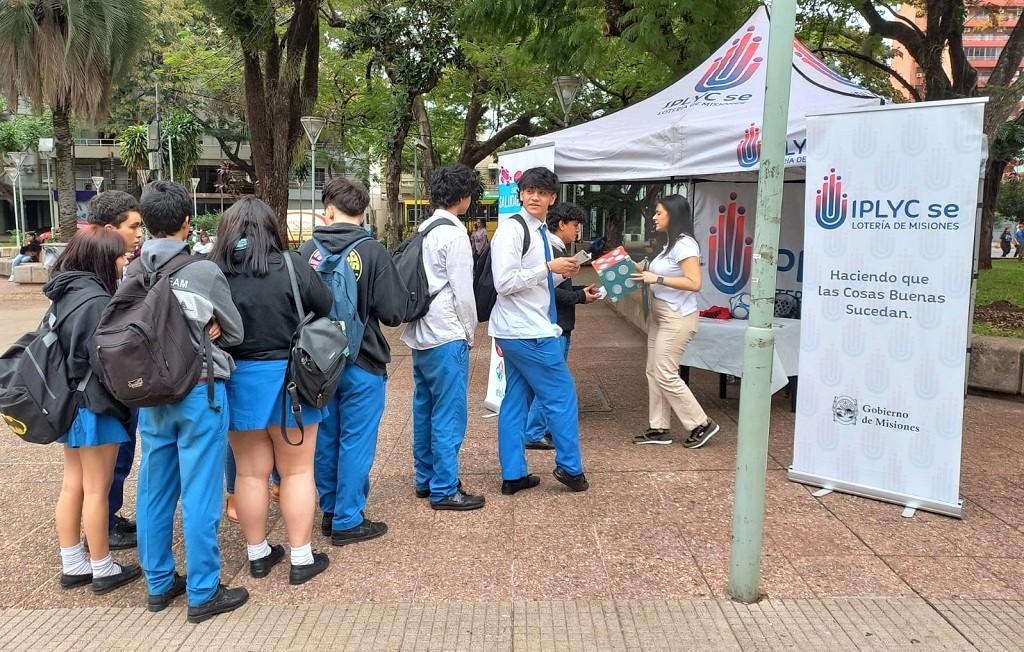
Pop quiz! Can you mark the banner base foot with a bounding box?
[901,506,917,518]
[788,468,964,519]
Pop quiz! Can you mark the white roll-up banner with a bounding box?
[486,144,557,412]
[790,99,987,518]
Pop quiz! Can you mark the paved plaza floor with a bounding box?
[2,278,1024,649]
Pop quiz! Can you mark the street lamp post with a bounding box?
[552,76,581,125]
[7,151,28,243]
[39,138,55,232]
[300,116,326,244]
[4,166,21,248]
[190,177,200,219]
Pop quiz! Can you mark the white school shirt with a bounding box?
[488,210,562,339]
[648,235,700,315]
[400,209,478,350]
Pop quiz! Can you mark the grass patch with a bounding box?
[976,259,1024,307]
[974,259,1024,338]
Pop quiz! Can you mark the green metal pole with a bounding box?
[728,0,798,604]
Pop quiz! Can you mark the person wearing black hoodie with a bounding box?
[45,227,142,595]
[298,178,409,546]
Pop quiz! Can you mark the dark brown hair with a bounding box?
[321,177,369,216]
[53,226,127,294]
[210,196,284,277]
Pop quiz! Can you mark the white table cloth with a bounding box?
[680,317,801,394]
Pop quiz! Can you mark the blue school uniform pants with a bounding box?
[524,335,571,443]
[107,409,138,530]
[315,364,387,531]
[496,337,584,480]
[136,383,229,607]
[411,340,469,502]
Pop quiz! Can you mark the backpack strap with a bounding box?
[420,216,460,237]
[511,214,531,257]
[279,253,308,446]
[282,253,306,321]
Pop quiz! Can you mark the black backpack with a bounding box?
[473,214,530,322]
[393,217,462,322]
[279,254,349,446]
[0,289,107,444]
[93,253,218,410]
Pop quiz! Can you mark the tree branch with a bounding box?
[815,46,922,101]
[460,114,537,167]
[856,1,925,57]
[588,76,634,107]
[989,18,1024,87]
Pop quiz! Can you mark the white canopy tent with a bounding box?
[531,6,883,182]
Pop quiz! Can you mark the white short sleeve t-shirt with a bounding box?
[648,235,700,315]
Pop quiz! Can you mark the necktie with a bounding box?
[539,224,558,325]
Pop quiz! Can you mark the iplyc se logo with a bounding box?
[708,192,753,294]
[695,26,763,92]
[815,168,848,230]
[736,123,761,168]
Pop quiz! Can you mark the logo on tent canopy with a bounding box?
[708,192,754,294]
[793,41,865,91]
[695,26,763,92]
[737,123,762,168]
[816,169,848,229]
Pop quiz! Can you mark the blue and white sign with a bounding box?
[790,98,987,518]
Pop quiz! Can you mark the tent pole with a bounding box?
[728,0,797,604]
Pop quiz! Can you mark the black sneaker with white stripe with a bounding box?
[633,429,672,445]
[683,419,720,449]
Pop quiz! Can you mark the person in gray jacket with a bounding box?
[131,181,248,624]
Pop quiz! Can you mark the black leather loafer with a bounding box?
[249,544,285,578]
[320,512,334,536]
[187,585,249,624]
[92,563,142,595]
[430,490,486,511]
[416,479,463,499]
[525,434,555,450]
[331,519,387,546]
[289,552,330,585]
[148,573,187,612]
[501,474,540,495]
[59,572,92,589]
[553,467,589,492]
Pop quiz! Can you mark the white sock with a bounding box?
[247,539,272,561]
[90,554,122,578]
[60,543,92,576]
[290,543,314,567]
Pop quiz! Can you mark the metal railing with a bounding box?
[73,138,118,147]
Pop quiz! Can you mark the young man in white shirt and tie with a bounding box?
[490,167,589,494]
[401,164,485,510]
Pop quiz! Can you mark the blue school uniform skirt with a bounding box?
[59,408,130,448]
[227,359,325,431]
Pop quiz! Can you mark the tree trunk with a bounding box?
[412,96,436,185]
[979,159,1007,271]
[384,112,415,252]
[52,106,77,243]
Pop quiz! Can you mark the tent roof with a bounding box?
[531,6,883,183]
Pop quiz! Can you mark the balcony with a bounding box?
[73,138,118,160]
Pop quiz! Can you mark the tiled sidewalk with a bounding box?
[1,597,1014,650]
[2,282,1024,648]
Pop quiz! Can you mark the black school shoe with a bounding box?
[187,585,250,624]
[289,552,330,585]
[249,544,285,579]
[501,474,540,495]
[331,519,388,546]
[59,572,92,589]
[148,573,187,612]
[430,490,485,511]
[92,563,143,595]
[525,434,555,450]
[553,467,589,492]
[320,512,334,537]
[108,515,137,550]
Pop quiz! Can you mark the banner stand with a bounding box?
[787,469,964,518]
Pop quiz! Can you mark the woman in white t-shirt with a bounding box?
[194,231,214,256]
[630,195,720,449]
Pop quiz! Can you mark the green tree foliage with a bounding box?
[117,124,150,192]
[163,110,203,185]
[0,114,51,155]
[0,0,151,240]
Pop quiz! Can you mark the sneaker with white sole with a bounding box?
[683,420,720,449]
[633,429,672,445]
